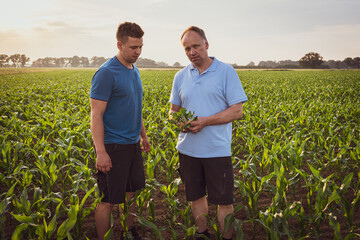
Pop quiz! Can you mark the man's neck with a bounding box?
[195,57,213,75]
[116,53,133,69]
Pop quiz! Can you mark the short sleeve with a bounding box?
[169,73,182,106]
[225,67,248,106]
[90,68,113,101]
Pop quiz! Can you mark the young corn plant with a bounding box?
[169,108,198,132]
[308,164,335,238]
[235,158,274,236]
[159,178,182,235]
[324,172,360,237]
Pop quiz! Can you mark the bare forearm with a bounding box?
[90,114,106,153]
[191,103,243,133]
[140,119,147,139]
[204,104,243,126]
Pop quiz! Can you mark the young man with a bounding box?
[169,26,248,240]
[90,22,150,240]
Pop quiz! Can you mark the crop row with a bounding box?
[0,69,359,239]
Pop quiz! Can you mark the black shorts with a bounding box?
[96,142,145,204]
[178,152,234,205]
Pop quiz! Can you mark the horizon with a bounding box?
[1,0,360,66]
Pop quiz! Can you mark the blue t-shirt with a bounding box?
[90,56,143,144]
[169,57,248,158]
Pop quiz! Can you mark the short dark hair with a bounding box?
[116,22,144,43]
[181,26,207,42]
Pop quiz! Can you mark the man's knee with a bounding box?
[218,204,234,211]
[97,202,114,210]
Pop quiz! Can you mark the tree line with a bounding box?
[236,52,360,69]
[0,54,30,68]
[1,52,360,69]
[0,54,183,68]
[31,56,109,68]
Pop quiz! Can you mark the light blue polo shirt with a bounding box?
[169,57,248,158]
[90,56,143,144]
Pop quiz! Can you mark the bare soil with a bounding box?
[80,170,360,240]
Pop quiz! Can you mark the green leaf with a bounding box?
[11,223,28,240]
[103,227,113,240]
[0,196,11,215]
[137,215,163,240]
[57,205,78,239]
[11,213,43,226]
[5,181,18,198]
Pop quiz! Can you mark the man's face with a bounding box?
[118,36,143,64]
[181,31,208,67]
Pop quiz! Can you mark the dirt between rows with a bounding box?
[81,172,360,240]
[3,170,359,239]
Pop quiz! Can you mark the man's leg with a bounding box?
[95,202,114,240]
[218,204,234,239]
[191,196,209,233]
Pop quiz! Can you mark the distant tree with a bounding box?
[324,60,337,69]
[135,58,157,68]
[0,54,9,67]
[54,58,66,67]
[9,54,22,67]
[299,52,324,69]
[246,61,255,67]
[258,60,278,68]
[354,57,360,69]
[20,54,30,67]
[31,58,43,67]
[336,60,347,69]
[91,56,107,67]
[69,56,80,67]
[80,57,90,67]
[156,61,169,67]
[43,57,55,67]
[172,62,182,68]
[343,57,355,69]
[278,60,299,66]
[90,56,99,67]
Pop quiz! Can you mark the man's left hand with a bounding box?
[189,117,207,133]
[141,137,151,152]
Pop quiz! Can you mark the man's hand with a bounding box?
[189,117,207,133]
[180,122,191,133]
[96,151,112,173]
[141,137,151,153]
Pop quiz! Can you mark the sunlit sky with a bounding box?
[1,0,359,66]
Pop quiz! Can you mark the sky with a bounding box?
[1,0,360,66]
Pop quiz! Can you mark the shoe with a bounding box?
[196,229,212,240]
[130,227,141,240]
[120,227,144,240]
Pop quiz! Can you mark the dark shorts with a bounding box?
[178,152,234,205]
[96,142,145,204]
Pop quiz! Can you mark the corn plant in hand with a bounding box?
[169,108,198,132]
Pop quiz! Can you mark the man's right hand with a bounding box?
[96,151,112,173]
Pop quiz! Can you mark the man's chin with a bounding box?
[190,58,200,64]
[132,57,140,63]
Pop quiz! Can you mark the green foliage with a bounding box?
[169,108,198,131]
[0,69,360,239]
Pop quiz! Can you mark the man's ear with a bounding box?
[117,41,122,50]
[205,40,209,50]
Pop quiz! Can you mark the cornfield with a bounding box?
[0,68,359,239]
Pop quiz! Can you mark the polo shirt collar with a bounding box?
[190,57,218,74]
